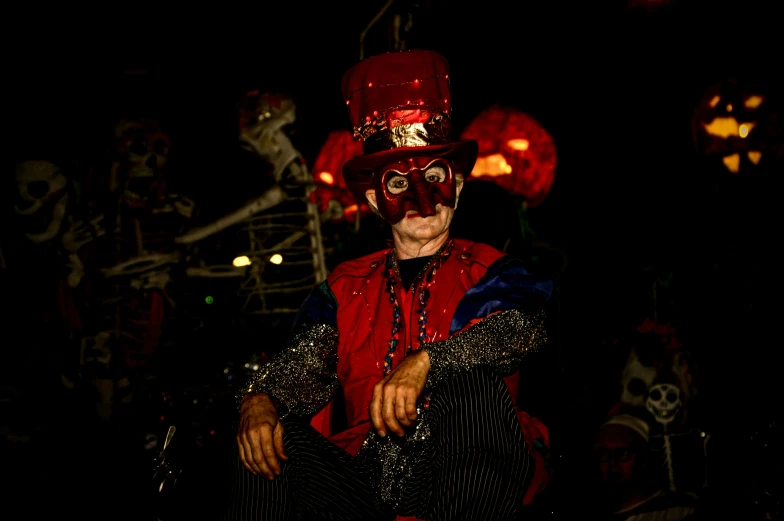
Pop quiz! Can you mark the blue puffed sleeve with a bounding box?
[291,279,339,330]
[450,256,553,334]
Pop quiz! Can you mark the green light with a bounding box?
[205,296,214,304]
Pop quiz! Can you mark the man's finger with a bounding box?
[249,429,269,476]
[382,387,404,436]
[237,436,255,474]
[253,426,276,480]
[273,422,288,461]
[395,388,411,427]
[261,425,281,476]
[370,383,386,436]
[257,457,275,481]
[241,434,263,475]
[405,389,418,421]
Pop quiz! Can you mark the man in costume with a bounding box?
[221,49,554,521]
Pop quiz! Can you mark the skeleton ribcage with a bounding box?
[184,192,328,315]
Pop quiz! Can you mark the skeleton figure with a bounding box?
[111,117,171,208]
[179,92,328,315]
[618,322,695,427]
[238,92,310,187]
[13,160,104,288]
[645,382,682,425]
[14,160,69,244]
[615,323,704,494]
[67,115,194,424]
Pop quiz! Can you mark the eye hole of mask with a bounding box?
[387,175,409,194]
[386,164,447,195]
[424,165,446,183]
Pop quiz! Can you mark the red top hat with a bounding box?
[341,49,478,203]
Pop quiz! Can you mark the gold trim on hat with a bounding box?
[361,119,452,155]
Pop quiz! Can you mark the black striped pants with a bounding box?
[220,368,531,520]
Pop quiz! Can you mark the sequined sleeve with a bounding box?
[237,322,339,417]
[423,308,546,389]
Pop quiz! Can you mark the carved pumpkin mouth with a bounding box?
[472,154,512,177]
[701,117,763,172]
[719,151,763,173]
[702,117,755,139]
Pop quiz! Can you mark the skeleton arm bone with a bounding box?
[174,185,286,245]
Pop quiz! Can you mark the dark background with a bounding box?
[5,0,782,519]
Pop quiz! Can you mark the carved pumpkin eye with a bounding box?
[744,95,764,109]
[459,107,557,207]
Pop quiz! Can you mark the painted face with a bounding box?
[373,157,456,224]
[596,443,638,484]
[594,425,646,485]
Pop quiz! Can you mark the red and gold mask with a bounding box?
[373,158,457,224]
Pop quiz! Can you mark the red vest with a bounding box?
[311,239,506,450]
[308,238,550,503]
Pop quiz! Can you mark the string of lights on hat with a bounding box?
[344,74,449,101]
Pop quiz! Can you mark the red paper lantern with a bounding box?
[309,130,371,222]
[311,129,364,189]
[460,106,557,206]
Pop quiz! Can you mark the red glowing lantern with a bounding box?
[460,106,557,206]
[309,130,371,222]
[311,129,364,188]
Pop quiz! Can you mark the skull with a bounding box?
[238,92,295,151]
[645,382,682,425]
[13,160,69,243]
[238,92,309,186]
[619,349,657,406]
[81,331,113,370]
[113,117,170,205]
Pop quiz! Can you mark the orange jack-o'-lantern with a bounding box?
[459,106,557,206]
[309,130,371,223]
[692,79,782,174]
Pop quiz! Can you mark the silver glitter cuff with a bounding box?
[423,309,547,389]
[236,322,339,417]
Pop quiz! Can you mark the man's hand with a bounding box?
[237,393,288,479]
[370,349,430,437]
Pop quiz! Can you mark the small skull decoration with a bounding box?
[112,117,171,207]
[13,160,69,244]
[618,320,696,426]
[645,382,682,425]
[238,91,309,186]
